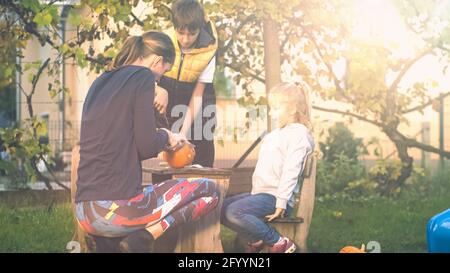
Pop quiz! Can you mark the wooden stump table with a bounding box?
[143,166,231,253]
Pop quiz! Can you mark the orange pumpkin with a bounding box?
[339,245,366,253]
[162,142,196,169]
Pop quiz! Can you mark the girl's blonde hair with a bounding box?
[269,82,313,131]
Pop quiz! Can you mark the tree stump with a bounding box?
[70,145,125,253]
[70,145,90,252]
[145,167,231,253]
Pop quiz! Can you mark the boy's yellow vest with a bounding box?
[163,19,218,83]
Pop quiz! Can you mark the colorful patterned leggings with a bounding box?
[75,178,219,237]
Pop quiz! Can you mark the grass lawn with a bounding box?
[1,176,449,253]
[307,195,448,253]
[220,192,450,253]
[0,203,73,253]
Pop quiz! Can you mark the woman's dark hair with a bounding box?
[171,0,205,32]
[110,31,175,70]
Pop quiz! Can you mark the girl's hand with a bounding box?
[154,85,169,114]
[265,208,285,222]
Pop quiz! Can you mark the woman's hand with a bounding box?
[154,85,169,114]
[168,133,188,151]
[161,128,188,151]
[265,208,285,222]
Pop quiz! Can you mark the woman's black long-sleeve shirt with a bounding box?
[75,65,168,202]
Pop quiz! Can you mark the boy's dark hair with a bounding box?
[171,0,205,32]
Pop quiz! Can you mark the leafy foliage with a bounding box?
[316,122,426,198]
[319,122,367,163]
[0,117,52,189]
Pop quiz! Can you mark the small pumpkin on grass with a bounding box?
[339,244,366,253]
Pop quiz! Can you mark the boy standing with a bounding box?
[156,0,218,167]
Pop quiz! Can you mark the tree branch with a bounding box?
[8,1,109,69]
[388,48,433,94]
[384,48,433,119]
[299,25,357,106]
[222,15,256,54]
[224,62,265,83]
[402,90,450,114]
[30,58,51,97]
[130,11,144,26]
[306,30,343,90]
[437,44,450,54]
[39,154,70,191]
[30,160,53,190]
[404,137,450,159]
[17,82,28,98]
[86,55,108,66]
[23,58,51,119]
[312,105,383,127]
[279,25,300,64]
[6,2,57,47]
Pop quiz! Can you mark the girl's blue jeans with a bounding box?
[221,192,293,245]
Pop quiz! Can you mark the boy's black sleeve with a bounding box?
[133,70,169,160]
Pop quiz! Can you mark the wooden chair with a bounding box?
[269,151,317,253]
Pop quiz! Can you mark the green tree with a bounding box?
[2,0,450,191]
[0,0,173,189]
[210,0,450,190]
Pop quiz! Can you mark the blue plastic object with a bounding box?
[427,208,450,253]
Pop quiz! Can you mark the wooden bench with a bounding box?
[71,145,317,253]
[228,151,318,253]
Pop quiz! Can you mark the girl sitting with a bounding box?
[221,83,314,253]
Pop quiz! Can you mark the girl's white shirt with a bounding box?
[251,123,314,209]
